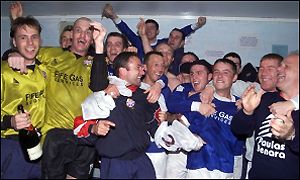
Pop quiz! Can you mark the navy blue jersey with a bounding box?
[231,92,299,179]
[93,88,160,159]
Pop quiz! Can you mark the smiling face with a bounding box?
[145,22,159,42]
[155,43,174,71]
[190,64,212,92]
[276,54,299,96]
[106,36,125,64]
[123,56,145,86]
[144,54,165,84]
[212,62,237,93]
[69,18,93,56]
[13,25,41,63]
[258,58,281,92]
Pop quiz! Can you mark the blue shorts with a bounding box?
[100,153,156,179]
[1,138,41,179]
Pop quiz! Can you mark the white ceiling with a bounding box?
[1,1,299,19]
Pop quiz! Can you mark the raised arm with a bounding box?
[137,18,153,54]
[89,21,109,92]
[180,16,206,37]
[10,1,23,21]
[230,86,263,136]
[241,85,265,115]
[101,3,144,59]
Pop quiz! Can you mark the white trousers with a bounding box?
[186,168,234,179]
[165,151,188,179]
[233,155,243,179]
[146,152,168,179]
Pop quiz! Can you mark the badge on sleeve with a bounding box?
[84,56,94,66]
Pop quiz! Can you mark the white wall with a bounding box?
[1,15,299,67]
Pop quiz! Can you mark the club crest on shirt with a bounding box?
[83,56,94,66]
[126,98,135,108]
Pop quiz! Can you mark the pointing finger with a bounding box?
[103,120,115,127]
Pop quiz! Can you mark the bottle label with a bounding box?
[27,142,43,160]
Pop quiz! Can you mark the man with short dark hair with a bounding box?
[103,32,129,76]
[185,59,244,178]
[79,52,162,179]
[242,53,284,178]
[166,59,214,178]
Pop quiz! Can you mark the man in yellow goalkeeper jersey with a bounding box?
[1,15,46,179]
